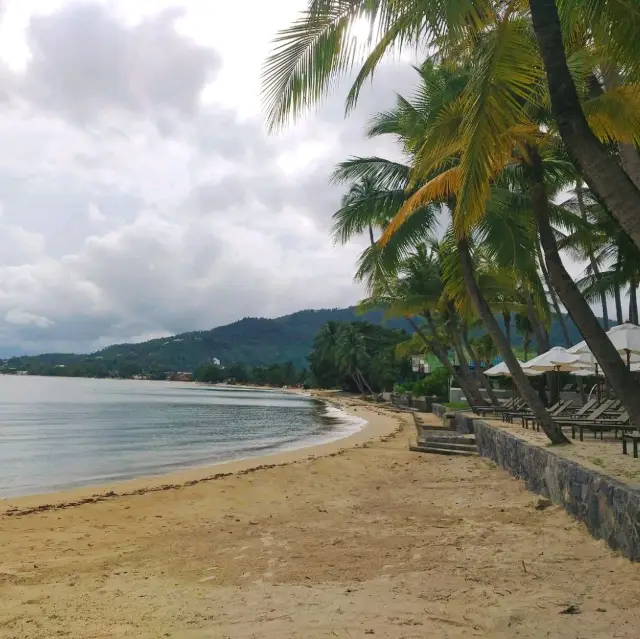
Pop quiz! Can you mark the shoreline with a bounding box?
[1,401,638,638]
[1,394,402,516]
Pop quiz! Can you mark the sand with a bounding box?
[0,398,638,638]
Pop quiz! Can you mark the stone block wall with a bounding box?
[431,405,475,434]
[473,419,640,562]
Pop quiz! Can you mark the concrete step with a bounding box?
[417,440,477,453]
[420,435,476,446]
[410,445,478,457]
[416,424,457,432]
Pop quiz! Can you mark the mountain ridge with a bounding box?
[3,307,590,376]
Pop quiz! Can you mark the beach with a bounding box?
[0,397,638,638]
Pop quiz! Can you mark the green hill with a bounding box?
[2,307,590,377]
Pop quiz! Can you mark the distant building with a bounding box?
[212,357,221,367]
[166,372,193,382]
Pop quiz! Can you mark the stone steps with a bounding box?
[419,436,476,446]
[410,433,478,457]
[409,444,478,456]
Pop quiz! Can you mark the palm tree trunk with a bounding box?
[524,289,549,354]
[406,316,483,407]
[421,311,487,407]
[576,185,609,329]
[350,373,364,395]
[449,323,487,403]
[523,334,530,362]
[615,283,624,325]
[524,289,556,407]
[457,236,568,443]
[528,0,640,251]
[444,304,487,403]
[529,147,640,429]
[602,65,640,190]
[356,368,374,395]
[368,224,375,245]
[461,326,500,406]
[629,280,639,325]
[536,241,571,346]
[502,311,512,345]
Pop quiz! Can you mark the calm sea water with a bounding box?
[0,376,365,499]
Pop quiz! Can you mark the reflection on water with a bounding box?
[0,377,365,498]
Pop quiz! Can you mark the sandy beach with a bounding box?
[0,397,638,638]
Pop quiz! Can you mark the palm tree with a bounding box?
[262,7,640,440]
[356,245,490,407]
[560,188,640,326]
[332,62,567,439]
[527,0,640,249]
[263,0,640,250]
[335,323,373,394]
[514,313,534,361]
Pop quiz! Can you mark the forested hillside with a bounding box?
[2,307,589,377]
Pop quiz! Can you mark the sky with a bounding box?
[0,0,426,356]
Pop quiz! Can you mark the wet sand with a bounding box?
[0,399,638,638]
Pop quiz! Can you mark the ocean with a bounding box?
[0,376,365,499]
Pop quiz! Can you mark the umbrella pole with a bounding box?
[596,364,601,404]
[627,349,631,371]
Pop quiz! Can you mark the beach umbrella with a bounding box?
[570,367,604,377]
[524,346,585,372]
[605,323,640,369]
[570,326,640,370]
[484,360,542,400]
[524,346,589,401]
[484,361,542,377]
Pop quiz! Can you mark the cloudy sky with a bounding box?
[0,0,427,356]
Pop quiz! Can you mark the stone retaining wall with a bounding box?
[473,419,640,562]
[431,403,447,418]
[431,404,475,434]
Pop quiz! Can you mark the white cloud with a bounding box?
[5,308,53,328]
[0,0,416,355]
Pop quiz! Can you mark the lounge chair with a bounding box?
[622,432,640,458]
[554,399,617,427]
[521,400,574,429]
[570,412,631,441]
[475,398,524,417]
[502,400,566,425]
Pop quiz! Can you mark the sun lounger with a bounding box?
[554,399,616,426]
[570,412,631,441]
[622,432,640,458]
[521,400,574,429]
[475,398,524,417]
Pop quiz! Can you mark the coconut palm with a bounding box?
[560,189,640,325]
[262,0,640,250]
[514,313,534,361]
[335,322,374,393]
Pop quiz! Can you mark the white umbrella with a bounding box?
[606,323,640,367]
[484,360,542,377]
[570,367,604,377]
[524,346,590,402]
[525,346,586,372]
[568,326,640,377]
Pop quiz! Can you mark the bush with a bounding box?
[394,367,450,399]
[444,401,469,410]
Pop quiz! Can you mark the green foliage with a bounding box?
[194,361,304,388]
[308,320,409,392]
[1,306,594,380]
[395,366,450,398]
